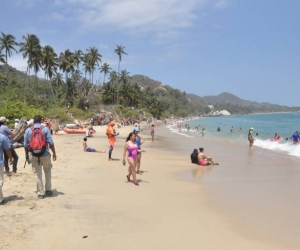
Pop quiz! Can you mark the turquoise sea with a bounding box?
[169,112,300,158]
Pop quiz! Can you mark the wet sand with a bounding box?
[0,123,297,249]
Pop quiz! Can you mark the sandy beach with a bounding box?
[0,123,296,250]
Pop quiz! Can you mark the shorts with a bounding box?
[87,148,96,152]
[199,160,207,166]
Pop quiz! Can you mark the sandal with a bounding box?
[134,181,139,186]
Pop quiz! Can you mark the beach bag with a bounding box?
[29,126,47,156]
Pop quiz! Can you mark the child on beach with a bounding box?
[151,124,155,142]
[83,138,105,153]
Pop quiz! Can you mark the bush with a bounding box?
[114,105,139,118]
[45,107,71,122]
[69,107,93,120]
[0,100,42,127]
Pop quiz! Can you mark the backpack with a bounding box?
[29,126,47,157]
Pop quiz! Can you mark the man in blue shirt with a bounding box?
[290,131,300,144]
[24,115,57,199]
[0,116,19,173]
[0,134,13,205]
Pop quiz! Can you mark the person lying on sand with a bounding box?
[83,138,105,153]
[198,148,219,166]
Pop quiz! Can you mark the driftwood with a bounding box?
[11,121,29,143]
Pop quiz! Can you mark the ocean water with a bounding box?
[169,112,300,158]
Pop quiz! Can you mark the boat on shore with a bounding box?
[63,127,91,134]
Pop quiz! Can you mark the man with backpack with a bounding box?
[0,134,13,205]
[24,115,57,199]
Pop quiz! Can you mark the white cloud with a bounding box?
[63,0,205,36]
[214,0,229,9]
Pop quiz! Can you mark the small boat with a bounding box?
[63,127,91,134]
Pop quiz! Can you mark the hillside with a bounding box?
[202,92,284,108]
[1,65,300,116]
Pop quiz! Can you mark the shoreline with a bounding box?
[0,124,297,249]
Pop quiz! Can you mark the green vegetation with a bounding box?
[1,31,299,121]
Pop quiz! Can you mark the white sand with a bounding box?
[0,125,285,250]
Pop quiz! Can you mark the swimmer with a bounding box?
[290,131,300,144]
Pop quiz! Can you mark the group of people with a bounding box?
[0,115,57,205]
[190,148,219,166]
[83,119,150,186]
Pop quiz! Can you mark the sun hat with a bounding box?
[133,127,139,131]
[250,127,254,130]
[0,116,9,122]
[15,119,19,122]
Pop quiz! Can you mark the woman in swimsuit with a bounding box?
[248,127,254,148]
[123,132,145,186]
[133,127,145,174]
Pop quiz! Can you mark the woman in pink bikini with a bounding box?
[123,132,145,186]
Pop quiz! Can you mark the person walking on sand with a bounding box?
[0,134,13,205]
[0,116,19,174]
[106,120,119,161]
[123,132,145,186]
[198,148,218,166]
[151,124,155,142]
[82,137,106,153]
[248,127,254,148]
[24,115,57,199]
[133,127,145,174]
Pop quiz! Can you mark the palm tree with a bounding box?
[73,50,83,69]
[86,47,102,84]
[82,53,91,79]
[58,49,75,82]
[0,53,5,64]
[119,70,130,84]
[51,72,64,88]
[100,63,111,85]
[19,34,41,86]
[42,45,58,102]
[109,70,118,104]
[0,32,18,65]
[114,44,128,76]
[101,82,115,105]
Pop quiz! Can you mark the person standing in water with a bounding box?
[290,131,300,144]
[248,127,254,148]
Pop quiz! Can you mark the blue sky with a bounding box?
[1,0,299,106]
